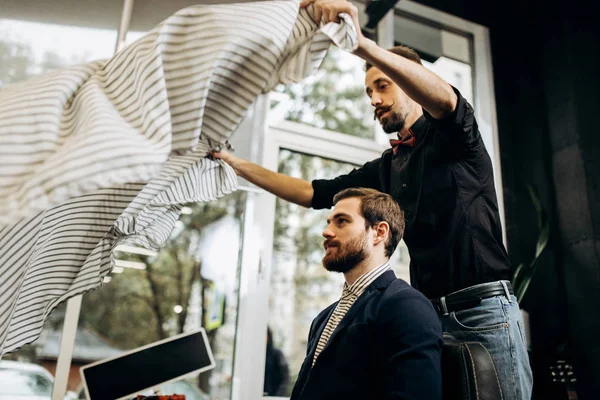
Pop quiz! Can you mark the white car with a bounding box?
[0,360,77,400]
[0,360,54,400]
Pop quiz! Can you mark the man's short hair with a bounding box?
[365,45,422,71]
[333,188,405,258]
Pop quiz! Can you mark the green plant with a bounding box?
[512,185,550,302]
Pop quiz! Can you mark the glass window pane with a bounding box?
[266,0,374,139]
[265,149,409,396]
[78,192,246,399]
[394,13,471,65]
[393,13,473,104]
[394,14,443,62]
[267,1,374,138]
[441,30,470,64]
[269,46,376,139]
[423,57,473,105]
[0,20,116,88]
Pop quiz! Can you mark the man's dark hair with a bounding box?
[333,188,405,258]
[365,45,422,71]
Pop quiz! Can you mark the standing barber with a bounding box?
[213,0,532,397]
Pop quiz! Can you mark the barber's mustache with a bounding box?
[374,104,393,121]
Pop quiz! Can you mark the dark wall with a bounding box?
[540,8,600,397]
[413,0,600,398]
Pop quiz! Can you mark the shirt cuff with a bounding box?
[311,179,334,210]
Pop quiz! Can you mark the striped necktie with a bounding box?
[313,286,355,365]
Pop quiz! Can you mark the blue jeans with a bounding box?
[439,281,533,400]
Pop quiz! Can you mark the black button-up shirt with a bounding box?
[311,87,510,298]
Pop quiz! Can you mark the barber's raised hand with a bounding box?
[299,0,366,48]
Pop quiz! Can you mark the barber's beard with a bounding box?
[322,232,368,274]
[380,109,408,134]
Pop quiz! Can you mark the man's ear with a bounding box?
[373,221,390,245]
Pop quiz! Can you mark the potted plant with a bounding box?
[511,185,550,303]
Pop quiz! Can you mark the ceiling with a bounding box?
[0,0,270,31]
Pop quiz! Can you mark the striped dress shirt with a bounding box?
[0,1,358,356]
[313,262,391,366]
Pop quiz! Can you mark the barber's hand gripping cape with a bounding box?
[0,0,358,355]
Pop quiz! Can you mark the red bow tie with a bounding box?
[389,131,416,154]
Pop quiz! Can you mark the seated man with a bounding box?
[290,188,443,400]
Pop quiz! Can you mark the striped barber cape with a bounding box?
[0,0,358,355]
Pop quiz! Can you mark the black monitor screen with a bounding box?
[81,329,214,400]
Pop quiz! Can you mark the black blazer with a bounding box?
[290,270,443,400]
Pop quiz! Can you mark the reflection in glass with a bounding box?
[263,327,290,396]
[79,192,246,399]
[267,150,409,396]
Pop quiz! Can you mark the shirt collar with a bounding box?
[408,114,428,140]
[389,115,428,153]
[343,262,391,297]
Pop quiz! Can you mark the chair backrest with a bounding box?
[442,339,504,400]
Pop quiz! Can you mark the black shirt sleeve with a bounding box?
[311,156,384,210]
[423,86,481,151]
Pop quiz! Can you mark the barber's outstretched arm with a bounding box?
[300,0,457,119]
[212,149,383,210]
[211,150,314,208]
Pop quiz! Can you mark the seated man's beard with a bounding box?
[381,110,407,134]
[322,233,368,273]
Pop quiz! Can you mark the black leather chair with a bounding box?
[442,336,504,400]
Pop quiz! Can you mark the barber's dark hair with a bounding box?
[333,188,405,258]
[365,45,422,71]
